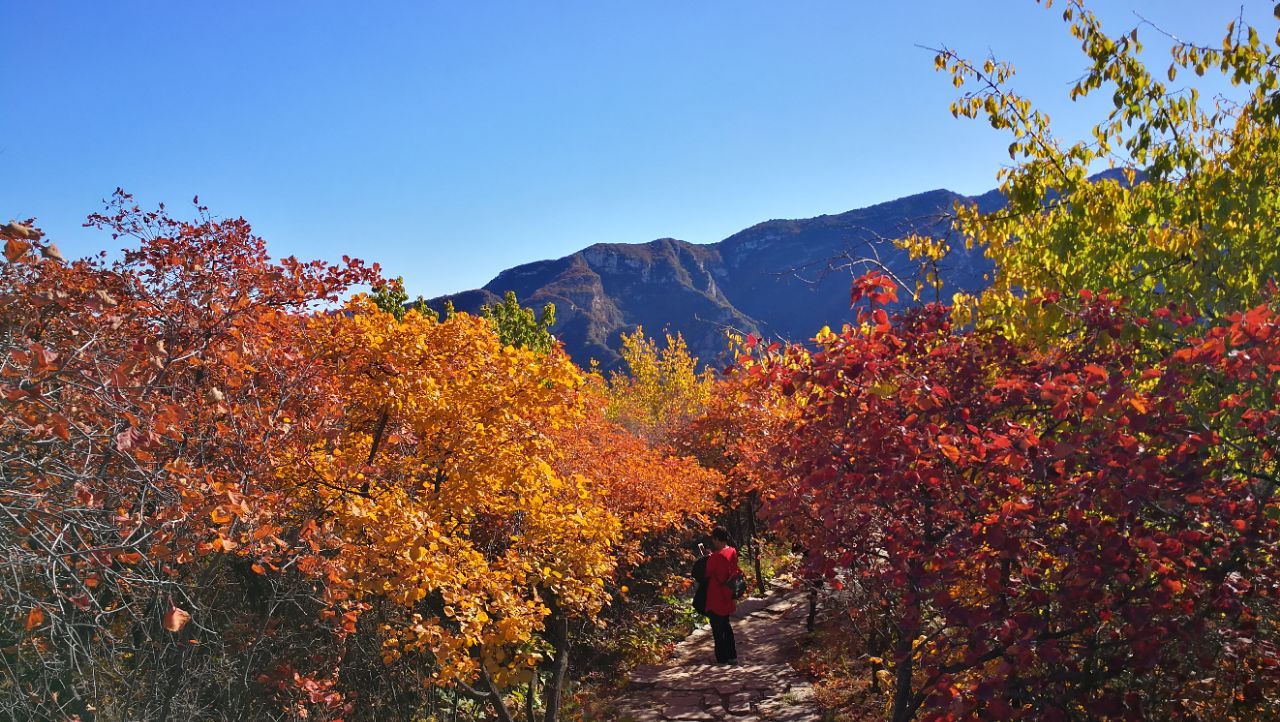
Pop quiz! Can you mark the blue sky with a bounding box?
[4,1,1269,298]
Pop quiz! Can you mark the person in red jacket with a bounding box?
[704,526,742,664]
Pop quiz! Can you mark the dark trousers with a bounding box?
[708,612,736,663]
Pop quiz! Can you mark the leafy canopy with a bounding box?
[605,327,715,443]
[936,1,1280,340]
[480,290,558,353]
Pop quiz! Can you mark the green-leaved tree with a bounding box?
[480,290,558,353]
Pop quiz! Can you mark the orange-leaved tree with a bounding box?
[561,381,722,570]
[674,338,797,594]
[293,298,619,721]
[545,384,722,718]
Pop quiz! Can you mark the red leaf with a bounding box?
[4,237,30,262]
[163,605,191,633]
[115,426,142,452]
[1082,364,1108,384]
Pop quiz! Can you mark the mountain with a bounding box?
[426,186,1008,369]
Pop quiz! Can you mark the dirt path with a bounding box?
[610,582,822,722]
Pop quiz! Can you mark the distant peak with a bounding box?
[424,179,1005,370]
[833,187,967,215]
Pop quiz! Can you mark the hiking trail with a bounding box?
[610,581,822,722]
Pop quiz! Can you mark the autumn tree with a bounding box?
[756,273,1280,721]
[281,296,720,722]
[539,387,722,720]
[284,299,612,720]
[604,327,714,444]
[675,344,795,595]
[0,197,377,721]
[934,1,1280,342]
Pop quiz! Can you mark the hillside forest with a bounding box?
[4,3,1280,721]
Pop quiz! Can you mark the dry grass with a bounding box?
[793,612,888,722]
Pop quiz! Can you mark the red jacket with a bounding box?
[704,546,741,616]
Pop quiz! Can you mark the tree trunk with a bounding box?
[805,580,819,632]
[889,635,918,722]
[746,493,765,594]
[730,506,745,552]
[360,406,390,494]
[478,666,517,722]
[525,676,537,722]
[541,604,571,722]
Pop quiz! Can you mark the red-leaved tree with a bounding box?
[1,194,377,720]
[753,273,1279,721]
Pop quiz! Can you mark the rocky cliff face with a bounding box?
[427,186,1006,369]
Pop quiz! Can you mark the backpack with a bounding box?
[691,556,709,615]
[730,571,748,600]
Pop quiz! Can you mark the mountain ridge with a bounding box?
[426,185,1003,369]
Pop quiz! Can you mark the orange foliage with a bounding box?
[555,385,723,568]
[291,299,618,686]
[1,198,730,719]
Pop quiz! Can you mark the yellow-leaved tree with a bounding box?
[935,0,1280,341]
[289,299,617,721]
[604,327,715,444]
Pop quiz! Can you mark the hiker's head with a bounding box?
[711,526,731,550]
